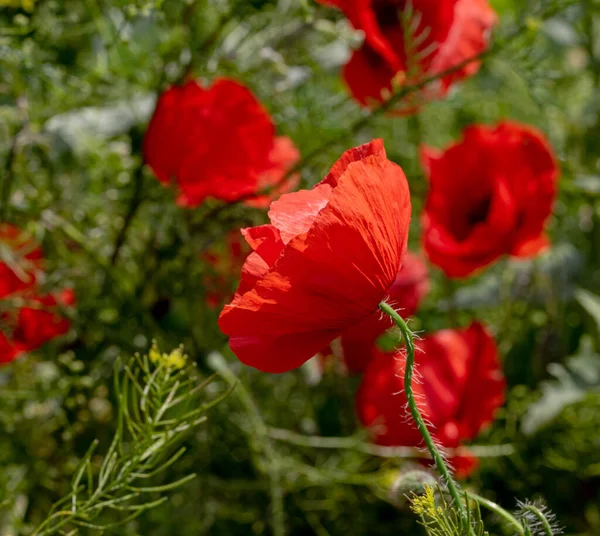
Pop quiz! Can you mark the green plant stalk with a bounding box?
[210,354,286,536]
[468,493,525,535]
[378,302,470,532]
[521,504,554,536]
[0,124,22,221]
[31,350,228,536]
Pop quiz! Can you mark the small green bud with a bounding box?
[388,468,438,508]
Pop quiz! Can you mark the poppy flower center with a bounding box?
[374,2,402,29]
[467,196,492,227]
[449,195,492,242]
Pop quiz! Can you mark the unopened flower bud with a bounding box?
[388,468,438,508]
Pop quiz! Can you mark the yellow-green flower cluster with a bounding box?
[149,341,187,370]
[410,485,440,518]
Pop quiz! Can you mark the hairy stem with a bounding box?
[378,302,470,531]
[521,504,554,536]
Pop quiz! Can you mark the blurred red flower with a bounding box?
[1,225,74,365]
[340,251,429,373]
[317,0,496,109]
[356,321,505,477]
[143,78,300,208]
[13,290,75,351]
[1,290,75,364]
[421,121,559,278]
[219,139,411,373]
[0,224,43,297]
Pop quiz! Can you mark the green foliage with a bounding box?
[522,336,600,434]
[2,0,600,534]
[29,344,230,535]
[576,288,600,333]
[410,485,478,536]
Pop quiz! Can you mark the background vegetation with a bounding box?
[2,0,600,534]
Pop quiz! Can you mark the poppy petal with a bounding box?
[219,141,411,372]
[144,78,300,207]
[422,121,558,278]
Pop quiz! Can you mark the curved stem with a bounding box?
[378,302,468,526]
[31,510,76,536]
[468,492,525,535]
[521,503,554,536]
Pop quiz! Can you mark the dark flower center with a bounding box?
[374,1,403,29]
[467,197,492,227]
[449,196,492,242]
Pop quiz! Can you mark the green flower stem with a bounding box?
[468,493,525,535]
[378,302,469,529]
[521,503,554,536]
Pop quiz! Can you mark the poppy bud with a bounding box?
[388,468,438,509]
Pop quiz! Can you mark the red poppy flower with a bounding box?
[356,321,505,477]
[317,0,496,109]
[1,290,74,365]
[421,121,559,278]
[340,251,429,373]
[218,139,411,373]
[14,289,75,350]
[143,78,300,208]
[0,224,42,298]
[1,225,74,365]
